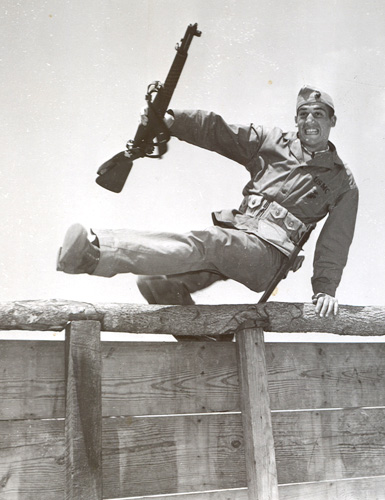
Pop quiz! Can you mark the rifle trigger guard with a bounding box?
[143,99,171,159]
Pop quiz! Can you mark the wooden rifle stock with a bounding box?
[96,23,201,193]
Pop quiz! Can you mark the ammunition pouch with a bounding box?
[242,195,309,256]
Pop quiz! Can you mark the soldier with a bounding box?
[57,85,358,321]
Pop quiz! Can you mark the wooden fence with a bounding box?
[1,300,385,499]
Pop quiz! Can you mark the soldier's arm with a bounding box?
[167,109,263,167]
[311,185,359,316]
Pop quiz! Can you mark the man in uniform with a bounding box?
[57,85,358,320]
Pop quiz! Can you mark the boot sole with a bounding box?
[56,224,88,273]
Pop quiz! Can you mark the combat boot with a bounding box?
[137,275,195,305]
[57,223,100,274]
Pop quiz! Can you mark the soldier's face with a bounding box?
[295,103,336,151]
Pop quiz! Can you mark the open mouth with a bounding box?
[305,128,319,135]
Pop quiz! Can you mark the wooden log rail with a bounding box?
[1,299,385,336]
[1,300,385,500]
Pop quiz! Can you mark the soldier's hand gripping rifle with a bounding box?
[95,23,202,193]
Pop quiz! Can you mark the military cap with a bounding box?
[296,85,335,112]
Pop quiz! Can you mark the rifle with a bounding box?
[95,23,202,193]
[258,223,316,304]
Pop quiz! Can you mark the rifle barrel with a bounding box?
[154,23,201,115]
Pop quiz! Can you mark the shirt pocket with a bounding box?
[299,187,330,218]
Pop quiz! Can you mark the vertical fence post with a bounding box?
[236,323,279,500]
[65,320,103,500]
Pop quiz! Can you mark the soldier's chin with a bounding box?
[302,134,319,145]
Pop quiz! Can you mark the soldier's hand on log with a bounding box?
[312,293,339,318]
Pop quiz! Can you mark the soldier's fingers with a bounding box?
[314,297,322,315]
[319,297,330,318]
[315,296,326,316]
[140,106,149,126]
[324,298,335,318]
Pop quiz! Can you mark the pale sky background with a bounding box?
[1,0,385,340]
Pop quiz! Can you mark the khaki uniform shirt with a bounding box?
[170,110,359,297]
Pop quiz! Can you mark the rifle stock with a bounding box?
[96,23,201,193]
[95,152,133,193]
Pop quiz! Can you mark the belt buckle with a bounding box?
[260,199,270,213]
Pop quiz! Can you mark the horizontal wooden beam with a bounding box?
[1,300,385,336]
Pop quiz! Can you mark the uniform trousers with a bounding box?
[92,225,285,297]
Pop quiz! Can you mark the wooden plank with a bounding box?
[0,418,65,500]
[273,408,385,485]
[101,341,239,416]
[135,490,248,500]
[1,300,385,336]
[145,479,385,500]
[65,321,102,500]
[2,410,385,498]
[278,476,385,500]
[137,477,385,500]
[266,342,385,410]
[0,415,245,499]
[102,409,385,496]
[101,413,246,498]
[2,341,385,421]
[0,341,239,420]
[236,326,279,500]
[0,340,65,420]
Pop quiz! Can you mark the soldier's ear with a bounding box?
[331,115,337,127]
[294,116,298,127]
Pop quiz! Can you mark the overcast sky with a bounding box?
[1,0,385,340]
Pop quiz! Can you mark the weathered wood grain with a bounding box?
[278,476,385,500]
[266,342,385,410]
[0,415,245,499]
[1,300,385,336]
[236,327,279,499]
[102,413,246,497]
[2,409,385,498]
[2,341,385,420]
[137,477,385,500]
[101,341,240,416]
[137,490,248,500]
[0,340,65,420]
[0,418,65,499]
[65,321,102,500]
[273,408,385,484]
